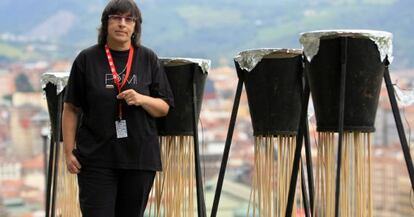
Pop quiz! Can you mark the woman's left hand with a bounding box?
[117,89,169,117]
[117,89,148,106]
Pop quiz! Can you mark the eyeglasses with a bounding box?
[108,15,136,24]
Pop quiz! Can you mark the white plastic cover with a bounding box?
[160,57,211,74]
[41,72,69,95]
[300,29,393,63]
[234,48,302,72]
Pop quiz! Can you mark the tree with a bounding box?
[15,73,34,92]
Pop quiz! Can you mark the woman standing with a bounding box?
[62,0,173,216]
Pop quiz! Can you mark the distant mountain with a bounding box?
[1,0,413,68]
[28,10,77,40]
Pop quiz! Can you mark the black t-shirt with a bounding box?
[64,44,174,171]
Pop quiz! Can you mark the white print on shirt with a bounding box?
[105,73,137,86]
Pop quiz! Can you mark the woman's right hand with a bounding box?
[63,103,81,174]
[65,152,82,174]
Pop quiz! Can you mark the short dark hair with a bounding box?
[98,0,143,47]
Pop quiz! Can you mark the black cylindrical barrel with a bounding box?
[157,59,208,135]
[304,33,388,132]
[235,49,303,136]
[43,82,65,141]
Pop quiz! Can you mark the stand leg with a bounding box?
[45,138,55,217]
[303,70,315,214]
[50,93,63,217]
[334,37,348,217]
[192,71,207,217]
[301,160,311,217]
[383,63,414,191]
[210,78,244,217]
[285,75,311,217]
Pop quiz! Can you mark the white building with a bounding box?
[0,162,21,181]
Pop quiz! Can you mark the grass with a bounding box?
[0,42,41,61]
[0,42,25,59]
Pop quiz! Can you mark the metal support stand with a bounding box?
[334,37,348,217]
[210,75,244,217]
[192,68,207,217]
[41,131,48,187]
[304,120,315,213]
[285,72,311,217]
[301,160,311,217]
[287,38,414,217]
[383,61,414,191]
[45,137,54,217]
[302,63,315,214]
[45,91,63,217]
[211,58,315,217]
[295,39,414,217]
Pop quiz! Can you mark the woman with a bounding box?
[62,0,173,216]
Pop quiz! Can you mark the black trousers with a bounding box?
[77,167,156,217]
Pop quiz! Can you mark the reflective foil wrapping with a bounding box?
[41,72,69,95]
[234,48,302,72]
[299,29,393,63]
[160,57,211,74]
[394,85,414,107]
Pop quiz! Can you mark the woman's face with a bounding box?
[106,12,136,45]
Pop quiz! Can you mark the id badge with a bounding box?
[115,119,128,138]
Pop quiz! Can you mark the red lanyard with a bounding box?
[105,44,135,119]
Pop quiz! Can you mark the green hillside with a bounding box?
[0,0,412,68]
